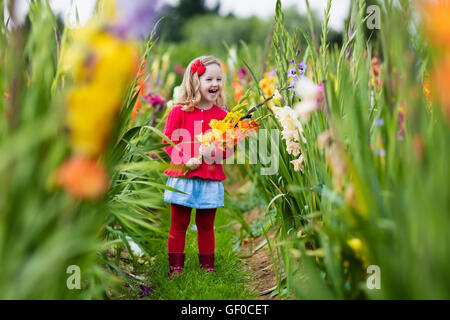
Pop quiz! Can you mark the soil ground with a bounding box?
[233,205,284,300]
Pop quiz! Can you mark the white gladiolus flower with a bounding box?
[274,105,307,141]
[282,128,307,144]
[274,105,307,157]
[294,77,320,123]
[227,46,238,70]
[273,105,295,123]
[286,140,301,156]
[284,116,303,132]
[290,154,305,172]
[294,100,318,123]
[173,85,182,101]
[273,106,303,131]
[281,128,299,142]
[125,236,144,258]
[295,76,319,100]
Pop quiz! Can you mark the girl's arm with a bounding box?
[162,107,190,165]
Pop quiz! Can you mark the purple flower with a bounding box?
[286,55,306,100]
[378,148,386,157]
[139,285,156,298]
[267,69,276,79]
[287,67,299,101]
[375,118,384,126]
[109,0,160,40]
[292,46,301,56]
[287,66,298,79]
[287,60,306,85]
[297,61,307,76]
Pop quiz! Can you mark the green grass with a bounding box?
[110,202,259,300]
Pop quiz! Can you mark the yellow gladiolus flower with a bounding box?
[65,30,138,158]
[209,119,232,133]
[347,238,363,253]
[196,105,262,151]
[259,72,276,97]
[223,111,244,127]
[258,71,277,108]
[346,237,369,268]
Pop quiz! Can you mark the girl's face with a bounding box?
[198,63,223,106]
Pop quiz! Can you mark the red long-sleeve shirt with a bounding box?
[162,105,235,181]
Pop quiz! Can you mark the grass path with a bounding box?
[104,169,283,300]
[110,204,259,300]
[145,207,258,300]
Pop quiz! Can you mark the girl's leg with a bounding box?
[195,208,216,254]
[168,203,192,253]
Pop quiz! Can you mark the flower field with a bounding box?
[0,0,449,300]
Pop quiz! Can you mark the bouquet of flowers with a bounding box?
[195,102,261,152]
[169,102,262,175]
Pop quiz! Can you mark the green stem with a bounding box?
[238,84,291,123]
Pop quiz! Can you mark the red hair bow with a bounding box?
[191,59,206,76]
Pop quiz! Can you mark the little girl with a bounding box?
[162,56,235,279]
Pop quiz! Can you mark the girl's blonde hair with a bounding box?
[174,56,227,112]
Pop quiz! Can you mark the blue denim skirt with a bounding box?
[164,177,224,209]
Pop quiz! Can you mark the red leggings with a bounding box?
[168,203,216,254]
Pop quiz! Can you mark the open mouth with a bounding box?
[208,88,218,94]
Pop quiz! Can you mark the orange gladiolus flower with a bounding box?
[232,75,244,103]
[131,80,146,122]
[57,156,109,200]
[196,105,262,151]
[421,0,450,47]
[238,120,250,130]
[431,55,450,122]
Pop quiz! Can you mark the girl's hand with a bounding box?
[199,143,216,157]
[185,157,202,170]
